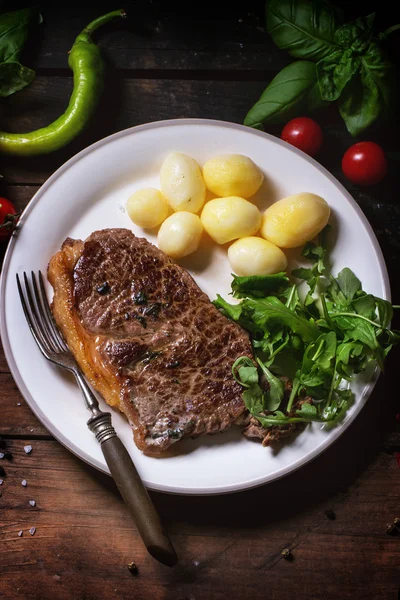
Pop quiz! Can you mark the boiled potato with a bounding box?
[200,196,261,245]
[261,192,330,248]
[228,237,288,276]
[203,154,264,198]
[126,187,169,229]
[160,152,206,213]
[157,212,203,258]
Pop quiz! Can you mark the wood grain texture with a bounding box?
[0,373,48,437]
[0,437,399,600]
[5,0,397,72]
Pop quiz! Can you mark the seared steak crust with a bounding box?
[48,228,253,455]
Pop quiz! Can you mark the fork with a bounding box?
[17,271,178,567]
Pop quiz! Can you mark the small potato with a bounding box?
[203,154,264,198]
[200,196,261,245]
[157,212,203,258]
[228,237,288,276]
[126,187,169,229]
[261,192,330,248]
[160,152,206,213]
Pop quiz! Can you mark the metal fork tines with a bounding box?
[16,270,178,567]
[17,271,75,370]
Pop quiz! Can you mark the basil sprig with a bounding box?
[0,8,42,98]
[244,0,398,136]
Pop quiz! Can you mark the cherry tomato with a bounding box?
[342,141,387,186]
[0,197,18,241]
[281,117,323,157]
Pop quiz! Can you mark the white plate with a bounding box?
[0,119,390,495]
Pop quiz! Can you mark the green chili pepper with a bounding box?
[0,9,126,156]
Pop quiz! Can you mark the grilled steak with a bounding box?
[48,228,253,456]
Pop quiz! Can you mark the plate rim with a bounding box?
[0,117,391,495]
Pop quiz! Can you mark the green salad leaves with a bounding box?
[244,0,398,136]
[214,230,399,431]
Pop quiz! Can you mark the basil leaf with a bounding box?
[0,8,42,63]
[338,69,381,136]
[231,273,289,299]
[361,41,395,113]
[336,268,361,301]
[244,61,326,128]
[317,48,361,102]
[0,60,34,97]
[334,13,376,49]
[266,0,344,62]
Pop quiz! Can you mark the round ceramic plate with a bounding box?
[0,119,390,495]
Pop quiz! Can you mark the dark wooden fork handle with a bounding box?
[87,413,178,567]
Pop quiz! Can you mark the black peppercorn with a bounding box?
[127,562,138,575]
[325,508,336,520]
[96,282,110,295]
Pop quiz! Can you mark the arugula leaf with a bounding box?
[231,272,289,299]
[245,296,320,342]
[214,295,242,321]
[336,268,361,301]
[335,315,378,351]
[0,60,34,97]
[295,403,318,419]
[281,284,301,312]
[352,294,376,320]
[374,297,393,330]
[244,61,326,129]
[256,358,285,411]
[242,385,265,416]
[266,0,344,62]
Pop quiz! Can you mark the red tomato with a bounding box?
[342,142,387,185]
[281,117,323,157]
[0,197,18,241]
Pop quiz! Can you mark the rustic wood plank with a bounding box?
[0,373,48,437]
[0,436,399,600]
[0,186,40,213]
[8,0,396,72]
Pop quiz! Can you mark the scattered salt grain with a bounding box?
[29,527,36,536]
[29,500,36,507]
[18,531,23,537]
[0,479,3,485]
[21,480,27,487]
[24,445,33,455]
[17,403,21,406]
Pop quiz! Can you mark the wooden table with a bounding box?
[1,2,400,598]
